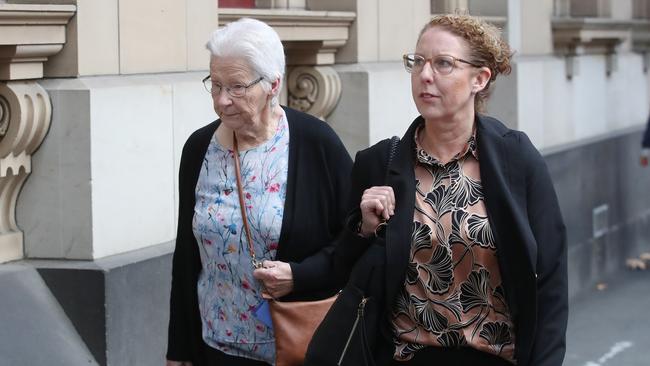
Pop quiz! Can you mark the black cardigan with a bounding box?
[166,107,353,364]
[330,115,568,366]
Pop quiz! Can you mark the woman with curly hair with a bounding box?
[307,13,567,366]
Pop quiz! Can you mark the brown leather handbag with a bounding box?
[232,132,337,366]
[266,294,338,366]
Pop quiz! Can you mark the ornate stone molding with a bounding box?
[287,66,341,119]
[0,3,73,263]
[631,19,650,71]
[219,8,354,119]
[552,17,630,55]
[219,8,355,66]
[0,95,8,139]
[552,17,631,79]
[0,3,76,80]
[0,81,51,263]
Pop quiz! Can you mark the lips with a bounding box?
[419,92,439,99]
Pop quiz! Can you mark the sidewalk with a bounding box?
[564,269,650,366]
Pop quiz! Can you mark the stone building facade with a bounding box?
[1,0,650,364]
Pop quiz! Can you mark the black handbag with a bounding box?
[305,136,400,366]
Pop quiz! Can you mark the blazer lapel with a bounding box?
[476,115,537,363]
[384,119,419,310]
[477,116,536,273]
[476,117,521,315]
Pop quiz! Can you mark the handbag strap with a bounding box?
[232,132,262,269]
[369,136,400,237]
[384,136,400,184]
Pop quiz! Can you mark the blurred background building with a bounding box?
[1,0,650,365]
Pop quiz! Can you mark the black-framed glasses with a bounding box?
[403,53,482,75]
[202,76,264,97]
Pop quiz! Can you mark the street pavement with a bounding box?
[564,269,650,366]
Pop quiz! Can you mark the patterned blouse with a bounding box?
[391,125,516,363]
[192,111,290,364]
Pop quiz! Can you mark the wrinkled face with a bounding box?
[209,56,270,130]
[411,27,487,122]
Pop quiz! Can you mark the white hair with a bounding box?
[206,18,285,106]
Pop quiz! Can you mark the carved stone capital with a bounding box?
[0,81,51,263]
[0,95,9,141]
[287,66,341,120]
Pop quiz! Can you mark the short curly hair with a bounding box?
[420,14,512,113]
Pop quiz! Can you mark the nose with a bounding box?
[418,61,435,83]
[213,88,233,107]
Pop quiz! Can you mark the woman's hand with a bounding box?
[359,186,395,237]
[166,360,192,366]
[253,260,294,298]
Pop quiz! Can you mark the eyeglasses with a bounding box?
[202,76,264,97]
[402,53,481,75]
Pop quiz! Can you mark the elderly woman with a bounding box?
[166,18,352,366]
[308,14,567,366]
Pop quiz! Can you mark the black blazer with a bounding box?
[166,107,352,364]
[333,114,568,366]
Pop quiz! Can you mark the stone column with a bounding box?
[633,0,650,19]
[508,0,554,55]
[486,0,555,145]
[431,0,469,13]
[611,0,633,19]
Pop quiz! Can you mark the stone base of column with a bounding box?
[0,263,97,365]
[27,241,174,366]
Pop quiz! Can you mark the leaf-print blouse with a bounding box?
[391,125,516,363]
[192,111,290,364]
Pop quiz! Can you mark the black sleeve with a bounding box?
[166,137,202,362]
[520,132,568,366]
[330,140,390,287]
[290,128,354,294]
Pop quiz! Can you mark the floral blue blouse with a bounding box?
[192,111,289,364]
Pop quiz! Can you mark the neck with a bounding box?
[420,110,475,164]
[228,105,282,151]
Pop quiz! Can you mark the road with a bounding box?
[564,269,650,366]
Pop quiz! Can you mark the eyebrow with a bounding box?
[210,73,251,83]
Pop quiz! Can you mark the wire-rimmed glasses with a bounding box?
[402,53,481,75]
[202,76,264,97]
